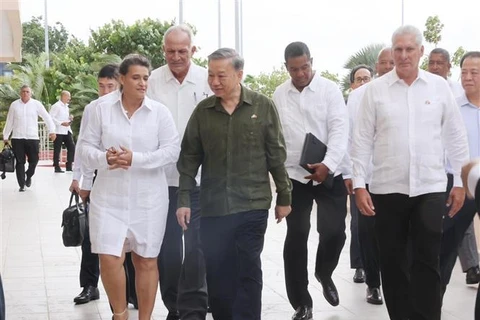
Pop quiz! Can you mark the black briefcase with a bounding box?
[0,143,15,180]
[61,192,87,247]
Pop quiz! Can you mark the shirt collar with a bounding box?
[287,71,320,93]
[387,68,429,87]
[163,63,198,85]
[115,92,153,111]
[458,93,479,109]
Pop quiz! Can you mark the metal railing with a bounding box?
[38,121,52,161]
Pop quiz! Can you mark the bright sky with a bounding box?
[20,0,480,80]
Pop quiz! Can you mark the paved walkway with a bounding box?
[0,163,477,319]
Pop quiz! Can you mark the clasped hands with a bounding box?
[106,146,132,170]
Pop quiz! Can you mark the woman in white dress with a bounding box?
[80,54,180,320]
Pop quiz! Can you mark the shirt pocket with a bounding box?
[101,124,128,150]
[242,120,263,149]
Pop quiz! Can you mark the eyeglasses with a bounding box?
[354,76,371,84]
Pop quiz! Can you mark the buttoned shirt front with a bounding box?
[3,98,55,140]
[49,100,72,135]
[351,69,469,196]
[147,63,212,187]
[272,72,348,185]
[177,85,292,216]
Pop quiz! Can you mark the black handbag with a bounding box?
[0,143,15,180]
[61,192,88,247]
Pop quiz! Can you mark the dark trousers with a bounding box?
[349,197,362,269]
[53,132,75,168]
[11,138,39,187]
[80,221,99,288]
[158,187,207,318]
[284,177,347,309]
[440,174,477,293]
[372,192,445,320]
[201,210,268,320]
[350,193,381,288]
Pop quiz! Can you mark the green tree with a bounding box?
[423,15,444,47]
[22,16,70,56]
[244,66,290,98]
[89,18,174,68]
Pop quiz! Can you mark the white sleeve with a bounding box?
[442,88,470,187]
[351,86,375,189]
[79,102,109,171]
[322,85,348,173]
[130,106,180,169]
[37,102,56,134]
[2,103,15,139]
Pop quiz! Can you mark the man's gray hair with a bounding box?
[429,48,451,62]
[391,25,423,46]
[163,24,194,47]
[208,48,244,71]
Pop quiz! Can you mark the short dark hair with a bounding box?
[349,64,374,84]
[98,64,119,80]
[208,48,244,71]
[429,48,451,62]
[119,54,151,76]
[460,51,480,68]
[284,42,311,62]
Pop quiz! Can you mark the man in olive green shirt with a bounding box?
[176,48,292,320]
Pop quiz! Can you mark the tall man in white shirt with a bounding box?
[50,90,75,173]
[440,51,480,301]
[2,85,56,191]
[147,24,211,320]
[273,41,349,320]
[344,47,395,306]
[351,25,469,320]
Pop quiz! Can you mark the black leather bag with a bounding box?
[61,192,87,247]
[0,143,15,180]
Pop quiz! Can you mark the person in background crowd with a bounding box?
[2,85,56,191]
[69,64,120,306]
[49,90,75,173]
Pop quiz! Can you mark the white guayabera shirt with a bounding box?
[147,62,211,187]
[351,69,469,197]
[273,72,349,185]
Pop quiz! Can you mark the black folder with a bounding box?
[299,132,334,189]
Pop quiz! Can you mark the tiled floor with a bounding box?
[0,163,477,319]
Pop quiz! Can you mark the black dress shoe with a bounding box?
[466,266,480,284]
[73,286,100,304]
[366,287,383,305]
[25,176,32,187]
[292,305,312,320]
[166,310,180,320]
[353,268,365,283]
[19,186,25,192]
[55,167,65,173]
[315,273,339,306]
